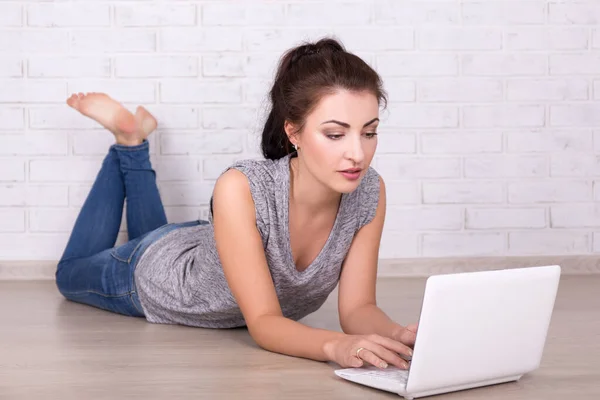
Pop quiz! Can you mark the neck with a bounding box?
[289,155,341,214]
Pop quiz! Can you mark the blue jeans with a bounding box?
[55,139,204,317]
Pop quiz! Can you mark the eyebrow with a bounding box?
[320,118,380,128]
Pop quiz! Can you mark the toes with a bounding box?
[66,94,79,108]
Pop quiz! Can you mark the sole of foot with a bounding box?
[66,92,154,146]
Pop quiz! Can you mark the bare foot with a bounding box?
[67,92,147,146]
[134,106,157,138]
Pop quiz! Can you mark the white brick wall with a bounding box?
[1,0,599,262]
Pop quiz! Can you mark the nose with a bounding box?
[344,135,365,164]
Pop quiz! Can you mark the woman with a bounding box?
[56,37,417,371]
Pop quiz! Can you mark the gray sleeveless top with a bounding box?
[134,154,380,328]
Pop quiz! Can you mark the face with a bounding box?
[285,89,379,194]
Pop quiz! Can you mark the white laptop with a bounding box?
[334,265,561,399]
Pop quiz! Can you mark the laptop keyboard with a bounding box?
[342,366,409,383]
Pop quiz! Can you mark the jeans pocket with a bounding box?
[110,236,144,263]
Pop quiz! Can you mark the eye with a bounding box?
[365,132,378,139]
[326,134,344,140]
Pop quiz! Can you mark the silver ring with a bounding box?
[355,347,365,358]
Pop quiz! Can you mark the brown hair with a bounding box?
[260,36,388,160]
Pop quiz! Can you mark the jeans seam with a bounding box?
[61,289,135,298]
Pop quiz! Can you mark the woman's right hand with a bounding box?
[324,334,412,369]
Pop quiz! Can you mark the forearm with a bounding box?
[250,315,346,362]
[340,304,397,338]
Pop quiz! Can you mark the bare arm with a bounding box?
[212,169,344,361]
[338,176,417,345]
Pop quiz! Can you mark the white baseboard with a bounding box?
[1,255,600,280]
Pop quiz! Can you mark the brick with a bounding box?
[116,4,195,26]
[509,231,589,255]
[550,104,600,127]
[286,2,370,25]
[377,157,461,179]
[160,183,214,206]
[462,1,546,25]
[203,55,246,77]
[594,233,600,253]
[385,105,458,128]
[550,54,600,75]
[423,182,504,204]
[0,57,22,77]
[243,78,270,103]
[29,208,80,232]
[375,133,416,154]
[422,132,502,154]
[202,3,285,26]
[68,80,156,103]
[331,28,414,51]
[160,132,244,155]
[0,185,68,206]
[387,206,463,230]
[0,133,68,155]
[377,54,458,76]
[462,54,547,76]
[29,107,101,129]
[202,156,246,180]
[374,1,459,25]
[30,159,103,182]
[418,79,502,102]
[0,208,25,232]
[384,80,416,102]
[463,105,545,128]
[466,208,546,229]
[508,181,591,203]
[384,181,421,205]
[71,30,156,53]
[422,233,505,257]
[0,31,69,53]
[0,4,22,27]
[464,155,548,178]
[0,107,25,130]
[549,2,600,24]
[595,81,600,100]
[552,205,600,228]
[505,28,588,50]
[160,28,243,52]
[0,80,66,103]
[379,233,420,258]
[28,57,111,78]
[594,29,600,48]
[0,160,25,181]
[507,130,593,152]
[507,79,588,101]
[27,3,110,27]
[71,131,119,156]
[551,154,600,176]
[243,28,334,52]
[164,207,202,224]
[144,106,198,129]
[154,158,201,182]
[160,80,242,104]
[0,233,70,260]
[419,28,501,50]
[201,107,257,129]
[116,56,197,77]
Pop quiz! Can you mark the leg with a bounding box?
[117,140,168,240]
[59,146,125,262]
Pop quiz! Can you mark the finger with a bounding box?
[369,334,414,359]
[362,341,409,370]
[398,328,417,347]
[356,347,389,369]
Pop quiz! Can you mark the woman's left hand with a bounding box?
[390,323,418,354]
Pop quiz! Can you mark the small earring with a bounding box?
[293,144,298,151]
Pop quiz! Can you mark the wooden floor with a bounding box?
[1,275,598,400]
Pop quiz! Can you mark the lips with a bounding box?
[341,168,362,173]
